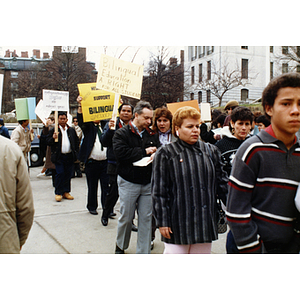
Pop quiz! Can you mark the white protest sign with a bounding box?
[35,99,52,124]
[42,89,69,112]
[96,54,144,99]
[200,103,211,122]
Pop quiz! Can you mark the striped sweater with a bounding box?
[226,126,300,253]
[151,139,228,245]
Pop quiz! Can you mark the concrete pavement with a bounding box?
[21,167,227,254]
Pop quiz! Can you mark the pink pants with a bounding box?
[163,243,212,254]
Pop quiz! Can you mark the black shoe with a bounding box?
[115,245,125,254]
[132,224,138,232]
[89,210,98,215]
[151,240,154,250]
[101,216,108,226]
[109,212,116,219]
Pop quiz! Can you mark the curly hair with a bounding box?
[262,73,300,118]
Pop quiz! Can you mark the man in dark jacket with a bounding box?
[77,97,109,215]
[47,111,79,202]
[100,103,133,225]
[113,101,160,254]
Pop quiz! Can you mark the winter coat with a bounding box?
[112,121,160,185]
[0,136,34,253]
[11,124,33,161]
[152,139,228,245]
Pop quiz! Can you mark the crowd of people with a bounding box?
[2,72,300,254]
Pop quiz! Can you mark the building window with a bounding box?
[297,65,300,73]
[198,91,202,103]
[241,89,249,101]
[282,63,289,73]
[191,66,195,84]
[241,46,248,49]
[190,93,194,100]
[206,90,211,103]
[270,46,274,53]
[270,62,274,80]
[207,46,214,55]
[282,46,288,55]
[199,64,203,82]
[207,61,211,80]
[11,71,18,79]
[242,59,248,79]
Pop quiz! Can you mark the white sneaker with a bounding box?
[36,172,46,178]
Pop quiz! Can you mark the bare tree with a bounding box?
[193,59,255,107]
[141,47,184,109]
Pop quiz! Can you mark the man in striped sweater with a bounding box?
[226,73,300,253]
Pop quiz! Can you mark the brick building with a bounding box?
[0,47,97,114]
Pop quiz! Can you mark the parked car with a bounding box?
[6,123,45,167]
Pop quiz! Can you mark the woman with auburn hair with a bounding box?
[152,106,228,254]
[152,107,176,145]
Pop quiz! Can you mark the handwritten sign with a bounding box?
[15,97,36,121]
[42,89,69,112]
[167,100,200,116]
[96,54,144,99]
[78,82,120,122]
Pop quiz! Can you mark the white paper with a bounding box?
[133,157,152,167]
[35,99,52,124]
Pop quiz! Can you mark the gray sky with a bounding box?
[0,46,184,70]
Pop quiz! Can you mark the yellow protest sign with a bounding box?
[78,82,120,122]
[167,100,200,116]
[96,54,144,99]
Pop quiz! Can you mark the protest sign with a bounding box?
[200,102,211,121]
[42,90,69,112]
[15,97,36,121]
[78,82,120,122]
[96,54,144,99]
[167,100,200,116]
[35,99,52,125]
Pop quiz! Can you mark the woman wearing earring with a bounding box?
[152,106,228,254]
[215,106,253,253]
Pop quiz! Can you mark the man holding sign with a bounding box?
[11,119,34,166]
[47,112,79,202]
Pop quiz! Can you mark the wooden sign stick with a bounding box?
[111,93,120,130]
[54,110,58,142]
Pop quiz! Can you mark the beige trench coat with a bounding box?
[0,136,34,253]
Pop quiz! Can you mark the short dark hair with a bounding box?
[262,73,300,113]
[133,101,153,115]
[118,103,134,114]
[256,115,271,127]
[18,120,28,125]
[231,107,253,123]
[58,111,67,118]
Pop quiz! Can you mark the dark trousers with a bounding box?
[85,159,109,212]
[54,153,74,196]
[102,172,119,218]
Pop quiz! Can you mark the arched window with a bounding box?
[198,91,202,103]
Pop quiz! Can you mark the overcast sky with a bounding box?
[0,46,184,71]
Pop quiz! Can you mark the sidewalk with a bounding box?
[21,167,227,254]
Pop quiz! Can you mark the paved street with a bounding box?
[21,166,227,254]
